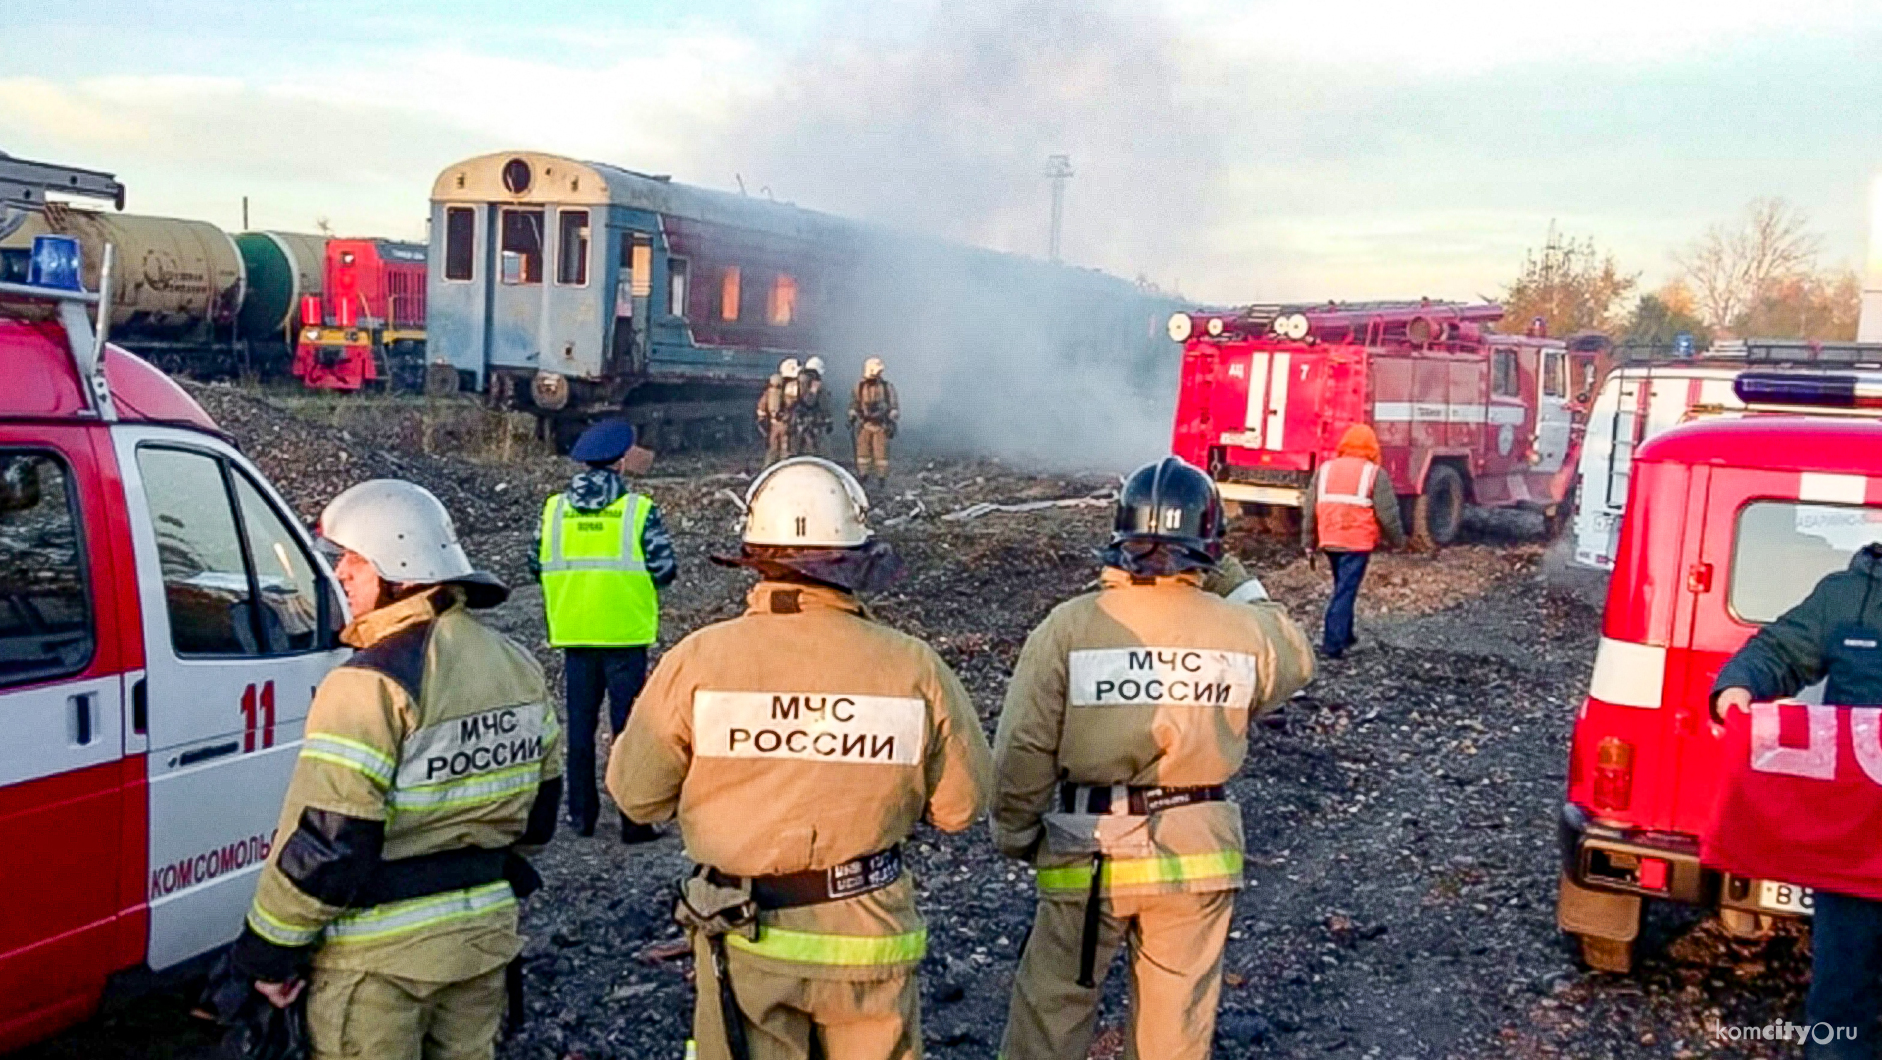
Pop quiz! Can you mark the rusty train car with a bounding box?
[426,151,1180,449]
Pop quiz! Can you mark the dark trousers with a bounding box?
[1320,550,1371,657]
[1808,890,1882,1058]
[563,645,648,829]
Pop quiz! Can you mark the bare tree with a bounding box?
[314,215,333,236]
[1676,198,1822,331]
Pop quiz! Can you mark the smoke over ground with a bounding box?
[688,0,1228,472]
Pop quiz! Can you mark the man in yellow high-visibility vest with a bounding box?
[533,418,676,843]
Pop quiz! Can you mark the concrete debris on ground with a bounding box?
[23,388,1816,1060]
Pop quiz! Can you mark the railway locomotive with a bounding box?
[292,237,429,391]
[425,151,1181,450]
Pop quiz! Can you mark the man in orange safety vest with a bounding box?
[1300,424,1404,659]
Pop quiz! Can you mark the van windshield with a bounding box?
[1732,501,1882,624]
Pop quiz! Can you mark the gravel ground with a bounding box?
[20,390,1827,1059]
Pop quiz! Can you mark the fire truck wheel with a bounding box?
[1411,463,1466,549]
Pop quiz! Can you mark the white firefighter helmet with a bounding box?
[742,457,871,548]
[862,357,885,379]
[804,355,826,375]
[779,358,801,379]
[318,479,505,603]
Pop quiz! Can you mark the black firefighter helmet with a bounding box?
[1103,456,1225,576]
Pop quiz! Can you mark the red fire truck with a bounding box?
[1169,302,1606,546]
[293,237,428,392]
[1558,371,1882,973]
[0,162,348,1049]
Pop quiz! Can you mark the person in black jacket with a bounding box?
[1713,543,1882,1059]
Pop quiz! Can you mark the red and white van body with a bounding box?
[1169,304,1599,542]
[1560,414,1882,961]
[0,312,347,1049]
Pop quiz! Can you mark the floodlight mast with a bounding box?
[1045,154,1073,263]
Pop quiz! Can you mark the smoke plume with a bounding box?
[686,0,1228,471]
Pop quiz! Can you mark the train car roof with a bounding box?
[1635,415,1882,477]
[0,315,220,430]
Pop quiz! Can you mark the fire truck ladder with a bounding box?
[0,152,126,419]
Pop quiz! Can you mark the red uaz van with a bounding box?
[1558,370,1882,972]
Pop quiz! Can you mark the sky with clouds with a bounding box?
[4,0,1879,305]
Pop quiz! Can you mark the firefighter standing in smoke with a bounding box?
[532,418,676,843]
[994,457,1314,1060]
[849,357,898,488]
[793,356,832,457]
[757,368,791,466]
[232,479,564,1060]
[1301,424,1405,659]
[607,456,993,1060]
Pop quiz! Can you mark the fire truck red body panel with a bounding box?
[0,309,347,1050]
[293,239,428,391]
[1171,306,1592,527]
[1560,415,1882,936]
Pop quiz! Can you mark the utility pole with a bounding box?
[1045,154,1073,263]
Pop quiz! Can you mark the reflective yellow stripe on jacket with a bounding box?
[727,926,928,966]
[1035,850,1245,895]
[324,882,518,945]
[539,492,659,647]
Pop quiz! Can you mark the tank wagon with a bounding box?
[427,151,1180,449]
[0,208,326,377]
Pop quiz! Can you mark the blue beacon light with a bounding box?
[27,235,85,292]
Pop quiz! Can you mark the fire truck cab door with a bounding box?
[111,426,348,970]
[0,430,128,1042]
[1534,348,1572,473]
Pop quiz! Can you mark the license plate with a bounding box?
[1758,880,1815,916]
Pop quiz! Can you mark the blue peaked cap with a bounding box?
[571,419,637,464]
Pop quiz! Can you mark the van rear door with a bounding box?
[0,430,129,1047]
[1666,467,1882,836]
[111,426,348,970]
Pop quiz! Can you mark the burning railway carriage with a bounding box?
[427,151,1179,449]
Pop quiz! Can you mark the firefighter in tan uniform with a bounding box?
[608,456,994,1060]
[757,371,790,466]
[994,457,1314,1060]
[231,479,564,1060]
[793,356,832,457]
[848,357,898,489]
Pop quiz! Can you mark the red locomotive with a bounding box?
[1169,301,1606,546]
[292,238,428,391]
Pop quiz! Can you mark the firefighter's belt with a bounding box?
[1058,783,1226,817]
[705,846,903,910]
[352,846,541,908]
